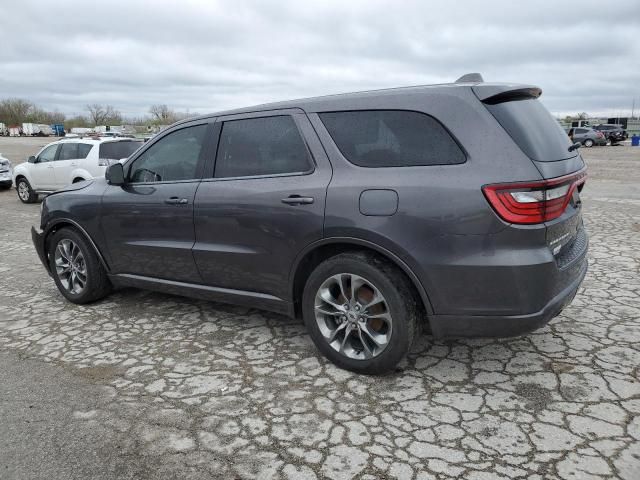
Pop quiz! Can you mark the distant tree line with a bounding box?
[0,98,192,128]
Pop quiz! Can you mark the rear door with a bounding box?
[101,122,211,283]
[193,110,331,301]
[30,144,59,190]
[53,142,79,187]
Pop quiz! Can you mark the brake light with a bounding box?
[482,168,587,224]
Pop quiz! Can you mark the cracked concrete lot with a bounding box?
[0,138,639,479]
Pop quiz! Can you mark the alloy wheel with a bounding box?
[314,273,392,360]
[18,181,30,201]
[54,239,87,295]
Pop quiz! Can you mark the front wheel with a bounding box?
[48,228,112,304]
[16,178,37,203]
[583,139,594,147]
[302,252,418,374]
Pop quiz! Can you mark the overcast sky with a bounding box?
[1,0,638,119]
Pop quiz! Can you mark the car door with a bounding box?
[53,142,79,188]
[193,110,331,302]
[101,121,211,283]
[574,128,586,142]
[30,143,60,190]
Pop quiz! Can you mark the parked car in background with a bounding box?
[592,124,627,144]
[31,74,589,374]
[568,127,606,147]
[0,153,13,189]
[13,137,143,203]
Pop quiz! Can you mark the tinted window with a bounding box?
[215,116,311,178]
[485,98,575,162]
[319,110,465,167]
[576,128,587,134]
[100,140,144,161]
[38,144,58,163]
[58,143,79,160]
[128,125,206,183]
[78,143,93,158]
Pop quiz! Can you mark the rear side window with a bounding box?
[58,143,79,160]
[100,140,144,161]
[78,144,93,158]
[319,110,465,167]
[215,116,311,178]
[484,98,575,162]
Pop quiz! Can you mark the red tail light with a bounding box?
[482,168,587,224]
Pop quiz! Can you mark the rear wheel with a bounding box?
[583,139,594,147]
[16,178,37,203]
[48,228,112,304]
[302,252,418,374]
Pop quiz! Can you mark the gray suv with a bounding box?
[32,74,588,374]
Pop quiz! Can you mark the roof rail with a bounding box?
[455,73,484,83]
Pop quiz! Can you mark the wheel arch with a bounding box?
[70,168,92,184]
[43,219,110,274]
[290,237,434,319]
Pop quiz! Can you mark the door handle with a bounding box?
[281,195,314,205]
[164,197,189,205]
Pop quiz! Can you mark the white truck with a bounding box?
[0,122,7,136]
[22,123,54,136]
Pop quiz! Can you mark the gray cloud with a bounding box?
[1,0,638,118]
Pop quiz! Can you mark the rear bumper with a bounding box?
[429,257,587,338]
[31,225,51,276]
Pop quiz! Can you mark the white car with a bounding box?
[0,153,13,189]
[13,137,143,203]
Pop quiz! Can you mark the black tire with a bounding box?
[16,177,38,203]
[583,139,594,148]
[302,251,418,374]
[48,227,112,304]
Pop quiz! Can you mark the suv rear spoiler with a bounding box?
[472,84,542,104]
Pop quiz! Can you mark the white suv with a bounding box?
[13,137,143,203]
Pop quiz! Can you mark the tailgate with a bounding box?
[474,84,588,261]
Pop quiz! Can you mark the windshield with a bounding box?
[485,98,576,162]
[99,140,143,160]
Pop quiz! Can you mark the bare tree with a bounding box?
[86,104,121,126]
[149,104,176,124]
[0,98,34,125]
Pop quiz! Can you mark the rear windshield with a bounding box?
[99,140,143,160]
[485,98,575,162]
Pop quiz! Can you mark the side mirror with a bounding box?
[106,162,125,185]
[28,155,36,163]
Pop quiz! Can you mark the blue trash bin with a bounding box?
[632,135,640,147]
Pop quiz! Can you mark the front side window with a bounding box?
[214,115,312,178]
[58,143,79,160]
[128,125,207,183]
[38,144,59,163]
[319,110,466,167]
